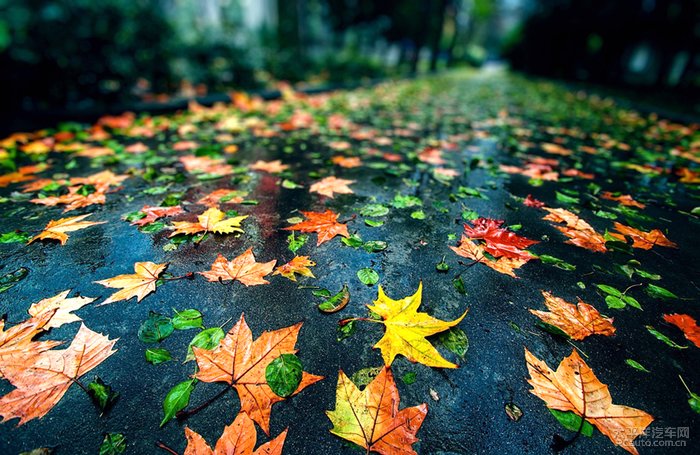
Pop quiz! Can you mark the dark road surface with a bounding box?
[0,69,698,454]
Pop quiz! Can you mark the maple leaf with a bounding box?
[69,170,128,187]
[179,155,233,176]
[170,208,248,237]
[529,291,615,340]
[523,194,545,208]
[309,176,355,198]
[249,160,289,173]
[462,218,538,260]
[131,205,184,227]
[193,314,323,434]
[450,236,527,278]
[331,155,362,168]
[95,262,167,305]
[609,222,677,250]
[367,282,468,368]
[525,348,653,455]
[184,412,287,455]
[600,192,646,209]
[197,189,246,207]
[27,290,95,329]
[199,249,276,286]
[663,314,700,348]
[0,310,62,378]
[542,207,607,253]
[30,185,108,212]
[29,213,105,245]
[0,164,46,188]
[326,367,427,455]
[283,210,349,246]
[272,256,315,281]
[0,324,117,425]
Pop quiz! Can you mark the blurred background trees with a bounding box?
[0,0,698,117]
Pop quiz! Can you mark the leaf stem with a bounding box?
[163,272,194,281]
[155,441,180,455]
[679,375,692,395]
[176,385,230,421]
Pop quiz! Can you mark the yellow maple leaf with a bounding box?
[29,213,106,245]
[272,256,316,281]
[27,290,95,329]
[170,208,248,237]
[95,262,167,305]
[367,282,468,368]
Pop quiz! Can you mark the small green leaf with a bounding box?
[341,234,364,248]
[287,232,308,254]
[452,276,466,295]
[364,219,384,227]
[436,257,449,272]
[596,284,622,297]
[145,348,172,365]
[138,312,174,343]
[549,409,594,437]
[266,354,303,398]
[99,433,126,455]
[605,295,626,309]
[621,294,642,310]
[538,254,576,271]
[185,327,225,362]
[172,309,203,330]
[139,221,166,234]
[625,359,650,373]
[0,267,28,293]
[646,325,687,349]
[337,320,356,341]
[433,327,469,359]
[363,240,387,252]
[645,284,678,300]
[357,268,379,285]
[88,377,119,412]
[350,366,382,387]
[360,204,389,217]
[318,285,350,313]
[160,379,196,426]
[402,372,417,385]
[0,231,31,244]
[410,210,426,220]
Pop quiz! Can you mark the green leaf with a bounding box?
[160,379,196,426]
[461,209,479,221]
[123,211,146,222]
[139,221,166,234]
[265,354,303,398]
[621,294,642,310]
[145,348,172,365]
[318,285,350,313]
[452,276,466,295]
[363,240,387,252]
[364,219,384,227]
[350,366,382,387]
[605,295,626,309]
[410,210,426,220]
[402,372,417,385]
[281,179,301,189]
[555,191,580,204]
[436,258,449,272]
[88,377,119,412]
[341,234,364,248]
[172,309,203,330]
[337,320,356,341]
[537,321,571,339]
[138,312,174,343]
[645,284,678,300]
[99,433,126,455]
[538,254,576,271]
[392,194,422,208]
[433,327,469,359]
[549,409,594,437]
[357,268,379,285]
[0,267,28,293]
[185,327,225,362]
[360,203,389,217]
[646,326,687,349]
[689,392,700,414]
[0,231,31,243]
[287,232,308,254]
[596,284,622,297]
[625,359,650,373]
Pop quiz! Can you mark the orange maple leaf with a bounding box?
[326,367,427,455]
[183,412,286,455]
[130,205,184,227]
[283,210,350,246]
[525,348,653,455]
[0,310,62,379]
[450,236,527,278]
[663,314,700,348]
[600,192,646,209]
[27,289,95,329]
[95,262,167,305]
[179,155,233,176]
[309,176,355,198]
[272,256,316,281]
[0,324,117,425]
[529,291,616,340]
[249,160,289,173]
[193,314,323,434]
[69,170,128,187]
[199,248,276,286]
[608,222,677,250]
[29,213,105,245]
[197,189,246,207]
[331,155,362,168]
[542,207,607,253]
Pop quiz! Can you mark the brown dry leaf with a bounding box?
[30,185,108,212]
[283,210,349,245]
[609,222,677,250]
[197,189,246,207]
[542,207,607,253]
[69,170,128,187]
[169,208,248,237]
[179,155,233,176]
[272,256,315,281]
[525,348,653,455]
[450,236,527,278]
[199,248,276,286]
[326,367,427,455]
[331,155,362,168]
[0,165,46,188]
[95,262,167,305]
[0,324,117,425]
[529,291,616,340]
[600,192,646,209]
[0,311,62,379]
[28,290,95,329]
[29,213,105,245]
[193,314,322,434]
[249,160,289,173]
[309,176,355,198]
[131,205,184,227]
[663,314,700,348]
[184,412,287,455]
